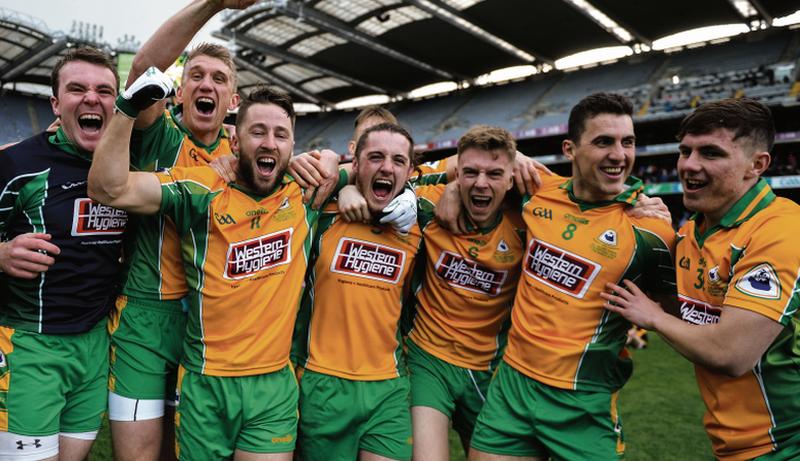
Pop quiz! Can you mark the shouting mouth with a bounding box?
[195,97,216,116]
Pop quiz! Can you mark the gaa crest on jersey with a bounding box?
[224,229,292,280]
[497,239,509,252]
[735,263,780,299]
[524,239,600,298]
[706,265,727,297]
[678,294,721,325]
[331,238,405,283]
[435,251,508,296]
[592,228,618,259]
[598,229,617,246]
[71,198,127,236]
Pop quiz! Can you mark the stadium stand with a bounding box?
[0,91,52,144]
[289,27,799,156]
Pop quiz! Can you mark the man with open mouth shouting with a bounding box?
[291,122,431,461]
[0,47,126,461]
[104,2,256,460]
[90,78,344,460]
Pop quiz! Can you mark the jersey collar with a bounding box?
[230,173,293,201]
[560,176,643,212]
[690,177,775,245]
[48,127,92,162]
[169,104,228,151]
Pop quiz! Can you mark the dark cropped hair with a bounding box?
[51,46,119,96]
[677,98,775,152]
[354,122,414,161]
[236,85,295,128]
[568,92,633,143]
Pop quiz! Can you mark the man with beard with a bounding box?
[0,47,125,461]
[106,2,256,459]
[89,77,342,460]
[601,98,800,461]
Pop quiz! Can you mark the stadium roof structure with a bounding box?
[0,7,137,93]
[217,0,800,108]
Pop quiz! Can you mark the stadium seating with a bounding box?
[292,28,799,155]
[0,92,53,144]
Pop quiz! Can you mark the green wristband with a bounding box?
[114,94,139,119]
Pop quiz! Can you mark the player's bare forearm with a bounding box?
[128,0,226,86]
[602,281,783,377]
[89,114,162,215]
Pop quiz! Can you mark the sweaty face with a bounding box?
[457,148,513,229]
[564,114,635,202]
[50,61,117,153]
[234,103,294,196]
[352,131,414,215]
[177,55,238,143]
[678,128,763,227]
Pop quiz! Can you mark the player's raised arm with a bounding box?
[89,68,174,214]
[129,0,256,128]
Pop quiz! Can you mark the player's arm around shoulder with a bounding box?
[88,113,163,215]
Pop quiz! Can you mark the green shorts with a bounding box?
[751,439,800,460]
[407,339,492,441]
[175,365,298,461]
[108,295,186,401]
[297,370,412,461]
[0,322,108,435]
[471,362,625,460]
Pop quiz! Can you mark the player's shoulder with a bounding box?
[739,196,800,242]
[163,165,227,192]
[529,173,568,199]
[628,212,675,245]
[415,183,446,202]
[0,132,53,171]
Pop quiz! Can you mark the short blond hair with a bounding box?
[183,42,237,89]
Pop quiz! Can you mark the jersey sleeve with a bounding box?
[414,184,445,229]
[411,157,449,186]
[632,220,677,298]
[155,166,225,235]
[130,110,183,171]
[724,217,800,325]
[0,152,16,236]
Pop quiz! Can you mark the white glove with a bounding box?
[115,66,175,118]
[380,187,417,233]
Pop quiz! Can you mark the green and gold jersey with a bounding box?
[123,105,231,302]
[676,179,800,461]
[407,184,524,371]
[505,174,676,392]
[293,203,422,380]
[156,166,345,377]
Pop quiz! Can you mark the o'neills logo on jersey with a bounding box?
[331,238,405,284]
[435,251,507,296]
[224,229,292,280]
[524,239,600,298]
[678,294,720,325]
[71,198,127,236]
